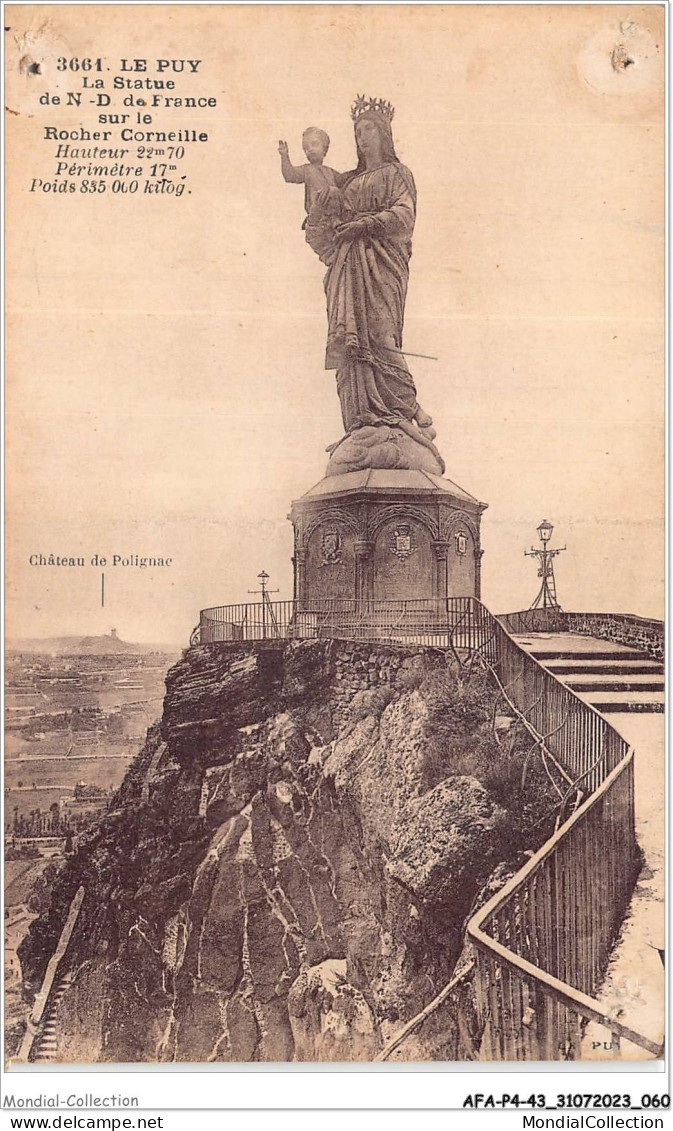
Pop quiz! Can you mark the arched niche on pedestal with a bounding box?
[304,514,358,602]
[371,511,436,602]
[443,514,479,599]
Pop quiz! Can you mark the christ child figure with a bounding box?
[278,127,342,216]
[278,128,347,262]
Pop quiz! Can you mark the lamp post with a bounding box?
[524,519,566,611]
[248,570,280,638]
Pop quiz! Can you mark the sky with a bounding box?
[5,3,665,645]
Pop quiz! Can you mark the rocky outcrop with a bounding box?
[20,640,554,1063]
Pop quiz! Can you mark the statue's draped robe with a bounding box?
[322,162,420,432]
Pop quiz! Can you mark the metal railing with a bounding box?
[469,754,651,1060]
[496,608,567,635]
[195,597,492,652]
[192,595,659,1059]
[464,613,658,1060]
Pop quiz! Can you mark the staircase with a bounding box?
[512,633,664,713]
[32,973,72,1062]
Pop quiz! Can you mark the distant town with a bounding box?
[4,629,178,1056]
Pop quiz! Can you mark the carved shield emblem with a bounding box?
[321,528,342,565]
[455,531,468,556]
[390,524,414,561]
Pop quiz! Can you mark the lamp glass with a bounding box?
[538,520,553,543]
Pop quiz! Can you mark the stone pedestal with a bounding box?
[289,469,487,604]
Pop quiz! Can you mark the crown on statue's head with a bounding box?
[351,94,395,124]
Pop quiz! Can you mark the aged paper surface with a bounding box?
[4,3,665,1070]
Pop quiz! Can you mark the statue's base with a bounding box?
[326,424,444,478]
[289,469,487,604]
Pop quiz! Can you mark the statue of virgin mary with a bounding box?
[305,96,445,477]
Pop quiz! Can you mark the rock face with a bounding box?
[20,640,551,1063]
[288,958,379,1062]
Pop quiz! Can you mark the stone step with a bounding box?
[31,974,72,1062]
[546,660,664,676]
[526,649,651,662]
[589,704,664,714]
[564,677,664,693]
[580,690,665,713]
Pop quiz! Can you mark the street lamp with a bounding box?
[248,570,280,639]
[525,520,566,611]
[537,519,554,544]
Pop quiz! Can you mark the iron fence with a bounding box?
[466,608,657,1060]
[496,608,567,635]
[195,597,488,651]
[468,753,646,1059]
